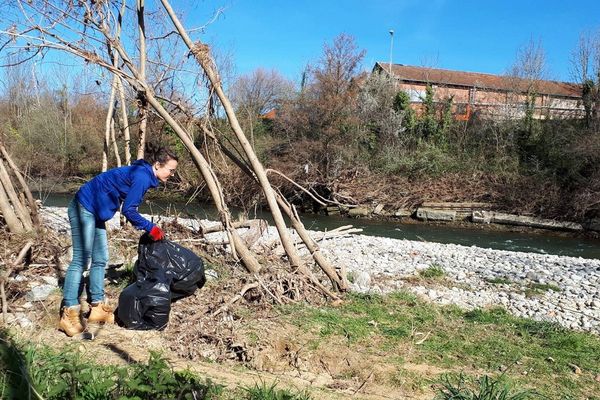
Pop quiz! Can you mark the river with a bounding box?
[39,192,600,260]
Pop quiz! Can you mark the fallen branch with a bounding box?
[200,219,266,234]
[266,169,327,207]
[212,282,260,317]
[1,240,34,323]
[270,225,363,254]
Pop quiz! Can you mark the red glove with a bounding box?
[149,226,165,241]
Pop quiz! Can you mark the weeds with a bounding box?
[523,283,562,298]
[1,334,223,400]
[0,332,317,400]
[281,292,600,398]
[486,277,513,285]
[244,381,311,400]
[434,373,542,399]
[419,264,446,279]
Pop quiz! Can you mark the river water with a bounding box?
[40,192,600,260]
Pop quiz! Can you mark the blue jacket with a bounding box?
[76,160,159,231]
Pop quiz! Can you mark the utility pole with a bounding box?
[389,29,394,74]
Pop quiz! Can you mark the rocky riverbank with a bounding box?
[39,206,600,334]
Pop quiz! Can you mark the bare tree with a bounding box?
[505,38,548,123]
[276,33,366,178]
[571,30,600,129]
[230,68,294,146]
[231,68,294,116]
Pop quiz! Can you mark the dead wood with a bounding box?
[0,159,32,231]
[0,174,24,233]
[110,117,122,167]
[200,219,266,234]
[271,225,363,254]
[103,78,118,172]
[198,124,349,292]
[116,75,132,165]
[1,240,33,323]
[143,92,262,273]
[212,282,260,317]
[0,144,40,227]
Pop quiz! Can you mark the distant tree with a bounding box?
[230,68,294,146]
[309,33,366,176]
[419,84,439,141]
[506,38,548,144]
[506,39,547,121]
[356,72,404,149]
[231,68,294,116]
[392,90,416,134]
[571,30,600,129]
[508,38,547,83]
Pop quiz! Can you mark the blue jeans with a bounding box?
[62,199,109,307]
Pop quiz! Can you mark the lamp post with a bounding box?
[389,29,394,73]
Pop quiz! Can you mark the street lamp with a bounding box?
[389,29,394,73]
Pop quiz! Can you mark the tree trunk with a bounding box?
[1,241,33,322]
[136,0,148,160]
[116,76,132,165]
[199,125,348,291]
[103,77,118,172]
[275,195,349,291]
[110,117,122,167]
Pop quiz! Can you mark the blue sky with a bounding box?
[180,0,600,83]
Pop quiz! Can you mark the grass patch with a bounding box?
[419,264,446,279]
[280,291,600,399]
[522,282,562,298]
[244,381,311,400]
[0,330,313,400]
[486,277,513,285]
[434,373,542,399]
[280,292,433,345]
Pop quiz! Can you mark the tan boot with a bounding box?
[59,306,85,337]
[88,302,115,324]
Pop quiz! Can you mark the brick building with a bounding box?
[374,62,584,120]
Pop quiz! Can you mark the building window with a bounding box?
[469,88,476,103]
[408,89,425,103]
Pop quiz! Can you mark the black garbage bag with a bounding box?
[117,280,171,330]
[117,234,206,330]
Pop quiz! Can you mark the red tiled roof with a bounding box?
[375,62,582,98]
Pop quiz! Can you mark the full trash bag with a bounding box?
[117,234,206,330]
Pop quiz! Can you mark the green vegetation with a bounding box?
[486,277,513,285]
[0,331,310,400]
[0,336,221,399]
[243,381,311,400]
[419,264,446,279]
[434,373,541,400]
[522,283,562,298]
[527,283,561,293]
[279,292,600,399]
